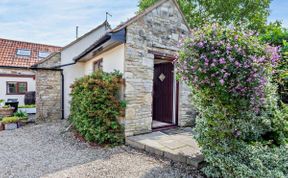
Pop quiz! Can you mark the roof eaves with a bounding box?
[61,21,110,51]
[73,28,126,62]
[0,65,30,69]
[73,33,112,62]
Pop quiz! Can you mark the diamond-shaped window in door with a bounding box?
[159,73,166,82]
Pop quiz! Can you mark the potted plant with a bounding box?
[14,111,29,127]
[18,104,36,114]
[0,102,14,118]
[0,99,4,107]
[1,116,19,130]
[0,118,4,131]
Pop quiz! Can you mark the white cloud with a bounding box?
[0,0,138,46]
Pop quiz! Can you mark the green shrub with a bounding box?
[177,23,288,177]
[69,70,125,146]
[1,117,19,124]
[259,22,288,103]
[18,104,36,108]
[14,111,28,120]
[202,142,288,178]
[2,105,11,109]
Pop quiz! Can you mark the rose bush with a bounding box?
[177,24,288,177]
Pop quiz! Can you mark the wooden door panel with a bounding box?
[153,63,174,123]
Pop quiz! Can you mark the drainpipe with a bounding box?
[61,71,65,120]
[54,62,77,120]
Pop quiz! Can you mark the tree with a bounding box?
[138,0,271,31]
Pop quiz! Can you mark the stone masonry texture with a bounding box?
[124,0,195,136]
[35,53,62,121]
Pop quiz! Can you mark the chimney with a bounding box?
[76,26,79,39]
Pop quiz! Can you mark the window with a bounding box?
[38,51,51,58]
[93,59,103,71]
[6,82,27,95]
[16,49,31,57]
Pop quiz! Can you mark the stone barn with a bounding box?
[33,0,196,136]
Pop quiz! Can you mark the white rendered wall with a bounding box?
[84,44,125,75]
[0,76,35,106]
[61,25,108,118]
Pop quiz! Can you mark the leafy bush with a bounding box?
[18,104,36,108]
[260,22,288,103]
[69,70,125,146]
[177,23,288,177]
[14,111,28,120]
[1,117,19,124]
[260,22,288,46]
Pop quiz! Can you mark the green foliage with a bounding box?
[1,117,19,124]
[2,105,11,109]
[69,70,125,146]
[177,24,288,177]
[14,111,28,120]
[202,142,288,178]
[138,0,271,31]
[138,0,158,10]
[260,22,288,103]
[260,21,288,46]
[18,105,36,108]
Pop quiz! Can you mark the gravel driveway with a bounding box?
[0,121,202,178]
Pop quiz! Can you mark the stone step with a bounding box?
[125,129,204,168]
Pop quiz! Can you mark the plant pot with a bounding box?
[0,108,14,118]
[0,123,4,131]
[18,108,36,114]
[18,120,28,127]
[4,123,18,130]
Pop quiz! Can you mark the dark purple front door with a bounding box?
[153,62,174,123]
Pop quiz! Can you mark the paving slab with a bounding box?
[159,139,187,150]
[126,127,203,168]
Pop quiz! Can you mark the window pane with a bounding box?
[7,82,17,94]
[18,83,27,93]
[16,49,31,56]
[38,51,51,58]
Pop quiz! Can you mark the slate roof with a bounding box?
[0,38,61,68]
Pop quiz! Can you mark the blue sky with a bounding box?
[0,0,286,47]
[269,0,288,27]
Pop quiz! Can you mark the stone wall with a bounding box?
[178,82,196,127]
[35,53,62,121]
[36,52,61,68]
[124,0,195,136]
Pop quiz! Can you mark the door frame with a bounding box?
[150,50,179,128]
